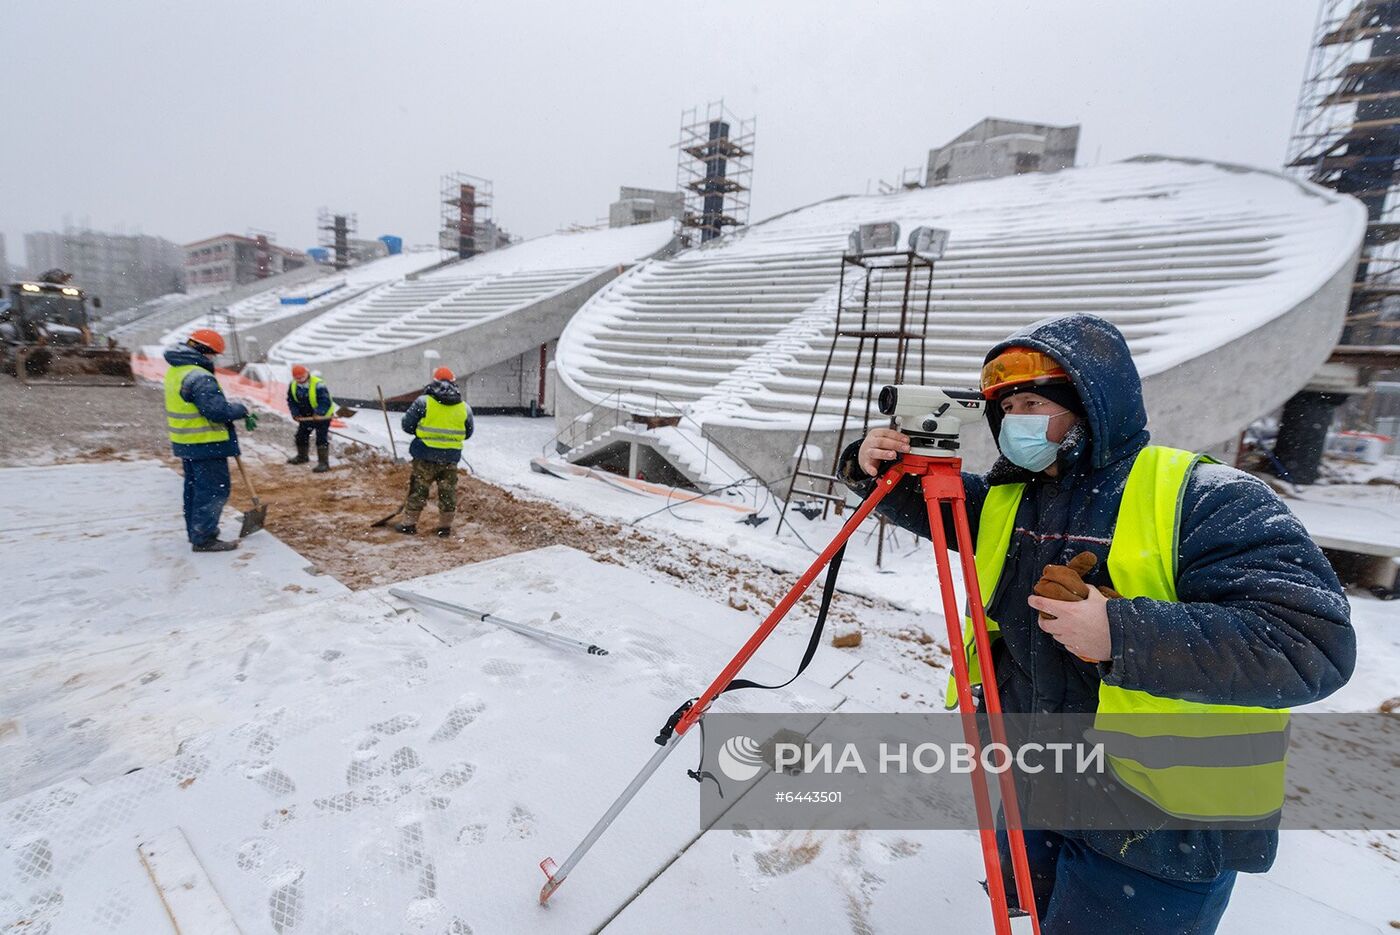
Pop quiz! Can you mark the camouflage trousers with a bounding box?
[405,459,458,515]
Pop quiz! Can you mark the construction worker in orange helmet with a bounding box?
[164,329,254,552]
[394,366,473,537]
[286,363,336,473]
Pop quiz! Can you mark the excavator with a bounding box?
[0,269,133,385]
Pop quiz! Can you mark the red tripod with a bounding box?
[540,453,1042,935]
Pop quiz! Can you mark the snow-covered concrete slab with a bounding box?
[395,544,861,700]
[0,547,852,933]
[0,461,347,667]
[0,590,436,800]
[1288,493,1400,558]
[137,827,242,933]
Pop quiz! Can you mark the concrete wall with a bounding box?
[308,266,625,404]
[1140,245,1360,453]
[460,339,555,411]
[926,119,1080,187]
[609,188,685,228]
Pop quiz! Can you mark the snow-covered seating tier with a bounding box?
[157,249,447,350]
[267,222,677,402]
[554,156,1365,480]
[110,263,332,349]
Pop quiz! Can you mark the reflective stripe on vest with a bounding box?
[946,445,1290,821]
[416,397,468,450]
[164,365,230,446]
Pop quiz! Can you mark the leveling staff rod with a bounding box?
[536,453,1041,935]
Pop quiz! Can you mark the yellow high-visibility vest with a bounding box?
[294,374,333,413]
[164,365,230,447]
[948,445,1290,821]
[416,396,468,451]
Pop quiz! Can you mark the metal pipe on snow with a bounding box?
[388,588,610,656]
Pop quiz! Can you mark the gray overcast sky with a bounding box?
[2,0,1322,263]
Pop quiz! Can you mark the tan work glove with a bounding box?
[1033,551,1121,613]
[1033,551,1121,660]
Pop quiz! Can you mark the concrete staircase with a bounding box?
[562,422,750,491]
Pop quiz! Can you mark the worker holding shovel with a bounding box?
[163,329,257,552]
[286,363,334,474]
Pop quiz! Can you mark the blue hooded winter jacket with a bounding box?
[400,379,474,464]
[163,345,248,460]
[840,313,1355,882]
[287,377,333,418]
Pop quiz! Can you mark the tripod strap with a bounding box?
[654,536,851,749]
[722,544,846,695]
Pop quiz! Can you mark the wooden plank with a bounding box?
[137,828,243,934]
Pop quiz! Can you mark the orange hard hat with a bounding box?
[291,364,309,381]
[187,328,226,355]
[980,346,1069,399]
[433,366,456,382]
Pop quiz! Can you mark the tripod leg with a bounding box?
[540,462,910,904]
[539,732,684,904]
[673,461,908,737]
[922,495,1017,935]
[948,497,1044,935]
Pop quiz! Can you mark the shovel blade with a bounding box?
[239,504,268,537]
[370,507,403,528]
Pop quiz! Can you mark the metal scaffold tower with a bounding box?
[776,223,950,565]
[1288,0,1400,348]
[676,100,755,244]
[246,227,278,279]
[440,173,493,260]
[316,209,357,271]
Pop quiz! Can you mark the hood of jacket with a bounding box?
[164,344,216,373]
[425,379,463,405]
[984,313,1149,471]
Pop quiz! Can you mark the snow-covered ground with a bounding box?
[3,417,1398,933]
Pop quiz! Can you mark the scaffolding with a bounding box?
[675,100,755,244]
[440,172,493,260]
[1287,0,1400,348]
[877,166,925,194]
[316,210,357,271]
[775,224,948,565]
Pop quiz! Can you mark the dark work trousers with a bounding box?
[294,419,331,447]
[405,459,459,515]
[996,828,1237,935]
[182,457,232,545]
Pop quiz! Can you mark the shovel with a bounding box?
[370,502,406,528]
[233,456,268,536]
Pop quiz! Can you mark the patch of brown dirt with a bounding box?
[227,446,634,589]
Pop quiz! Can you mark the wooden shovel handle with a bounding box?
[233,455,260,506]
